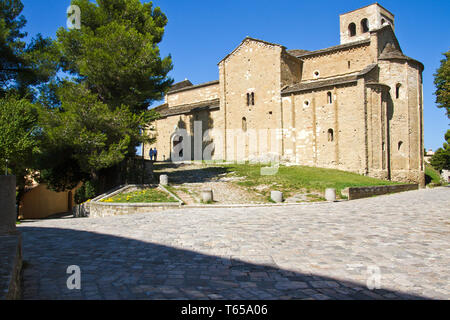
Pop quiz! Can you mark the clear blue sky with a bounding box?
[21,0,450,151]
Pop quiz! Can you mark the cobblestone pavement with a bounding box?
[19,187,450,300]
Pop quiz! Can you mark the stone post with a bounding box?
[0,175,17,234]
[160,174,169,186]
[325,188,337,202]
[201,189,213,203]
[271,191,283,203]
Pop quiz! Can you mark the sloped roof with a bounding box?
[287,49,310,56]
[168,80,193,92]
[156,99,220,118]
[167,80,219,95]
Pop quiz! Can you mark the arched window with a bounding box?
[348,23,356,37]
[327,92,333,104]
[242,117,247,132]
[381,18,386,25]
[361,18,369,33]
[398,141,403,151]
[328,129,334,142]
[396,83,401,99]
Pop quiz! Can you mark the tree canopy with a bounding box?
[0,0,58,97]
[0,95,39,196]
[434,50,450,119]
[430,130,450,172]
[37,82,158,191]
[56,0,173,113]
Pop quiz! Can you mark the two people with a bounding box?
[149,148,158,161]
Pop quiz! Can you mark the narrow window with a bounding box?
[361,18,369,33]
[242,117,247,132]
[327,92,332,104]
[251,92,255,106]
[398,141,403,151]
[328,129,334,142]
[348,61,351,69]
[246,93,250,106]
[348,23,356,37]
[395,83,401,99]
[381,19,386,25]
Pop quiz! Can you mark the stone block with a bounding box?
[271,191,283,203]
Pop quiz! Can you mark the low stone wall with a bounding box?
[0,234,22,300]
[0,175,22,300]
[84,184,183,218]
[342,184,419,200]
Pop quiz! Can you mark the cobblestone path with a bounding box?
[19,187,450,300]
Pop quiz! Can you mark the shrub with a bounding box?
[74,181,98,204]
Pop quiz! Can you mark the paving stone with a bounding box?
[17,187,450,300]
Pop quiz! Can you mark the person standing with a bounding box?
[154,148,158,162]
[149,148,154,161]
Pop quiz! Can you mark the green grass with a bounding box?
[101,188,178,203]
[425,163,442,185]
[219,163,399,198]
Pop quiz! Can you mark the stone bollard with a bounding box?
[271,191,283,203]
[160,174,169,186]
[325,188,337,202]
[202,189,213,203]
[0,175,17,234]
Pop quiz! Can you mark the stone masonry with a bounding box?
[146,3,424,186]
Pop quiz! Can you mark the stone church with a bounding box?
[146,3,425,185]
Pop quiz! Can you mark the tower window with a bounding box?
[328,129,334,142]
[313,70,320,78]
[398,141,403,151]
[247,92,255,106]
[327,92,333,104]
[361,18,369,33]
[348,61,351,69]
[395,83,401,99]
[348,23,356,37]
[242,117,247,132]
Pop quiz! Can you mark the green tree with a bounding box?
[37,82,158,191]
[430,130,450,172]
[0,0,58,97]
[434,50,450,119]
[56,0,173,113]
[0,95,39,198]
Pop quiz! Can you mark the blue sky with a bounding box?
[21,0,450,151]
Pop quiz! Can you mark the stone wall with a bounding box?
[144,4,424,185]
[342,184,418,200]
[86,185,183,218]
[301,44,373,81]
[167,82,219,107]
[0,234,22,300]
[0,176,22,300]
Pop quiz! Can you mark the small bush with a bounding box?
[74,181,98,204]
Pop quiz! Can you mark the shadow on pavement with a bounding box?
[19,226,430,300]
